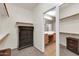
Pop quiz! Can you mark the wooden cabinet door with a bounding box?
[18,26,33,50]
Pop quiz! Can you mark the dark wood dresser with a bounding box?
[66,37,79,55]
[18,26,34,50]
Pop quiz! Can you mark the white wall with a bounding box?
[52,20,56,31]
[60,3,79,46]
[60,3,79,19]
[60,14,79,46]
[0,4,33,50]
[60,14,79,33]
[0,3,58,52]
[33,3,57,52]
[60,33,79,46]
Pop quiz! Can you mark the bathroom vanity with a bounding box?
[44,31,56,45]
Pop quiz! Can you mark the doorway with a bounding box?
[44,8,56,56]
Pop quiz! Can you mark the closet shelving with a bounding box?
[0,33,9,42]
[59,3,79,35]
[0,3,9,17]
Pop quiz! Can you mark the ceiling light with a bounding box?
[46,10,56,17]
[44,15,52,20]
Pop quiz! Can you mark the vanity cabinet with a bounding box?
[44,33,56,45]
[49,33,56,43]
[44,34,49,45]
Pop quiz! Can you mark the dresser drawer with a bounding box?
[66,37,79,54]
[67,38,78,43]
[67,40,78,46]
[67,43,77,48]
[67,45,77,53]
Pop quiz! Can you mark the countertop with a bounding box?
[44,31,55,35]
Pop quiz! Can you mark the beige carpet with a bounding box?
[44,43,56,56]
[60,45,78,56]
[11,47,45,56]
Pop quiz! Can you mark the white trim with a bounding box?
[55,3,63,56]
[56,5,60,56]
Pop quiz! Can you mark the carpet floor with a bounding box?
[11,47,45,56]
[60,45,78,56]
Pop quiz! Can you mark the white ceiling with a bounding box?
[60,3,74,9]
[11,3,39,10]
[44,9,56,20]
[0,3,38,16]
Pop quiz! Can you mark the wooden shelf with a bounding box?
[16,22,33,25]
[60,32,79,35]
[60,13,79,20]
[60,4,79,20]
[16,22,33,27]
[0,33,9,41]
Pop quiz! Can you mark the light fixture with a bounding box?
[44,14,52,20]
[46,10,56,17]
